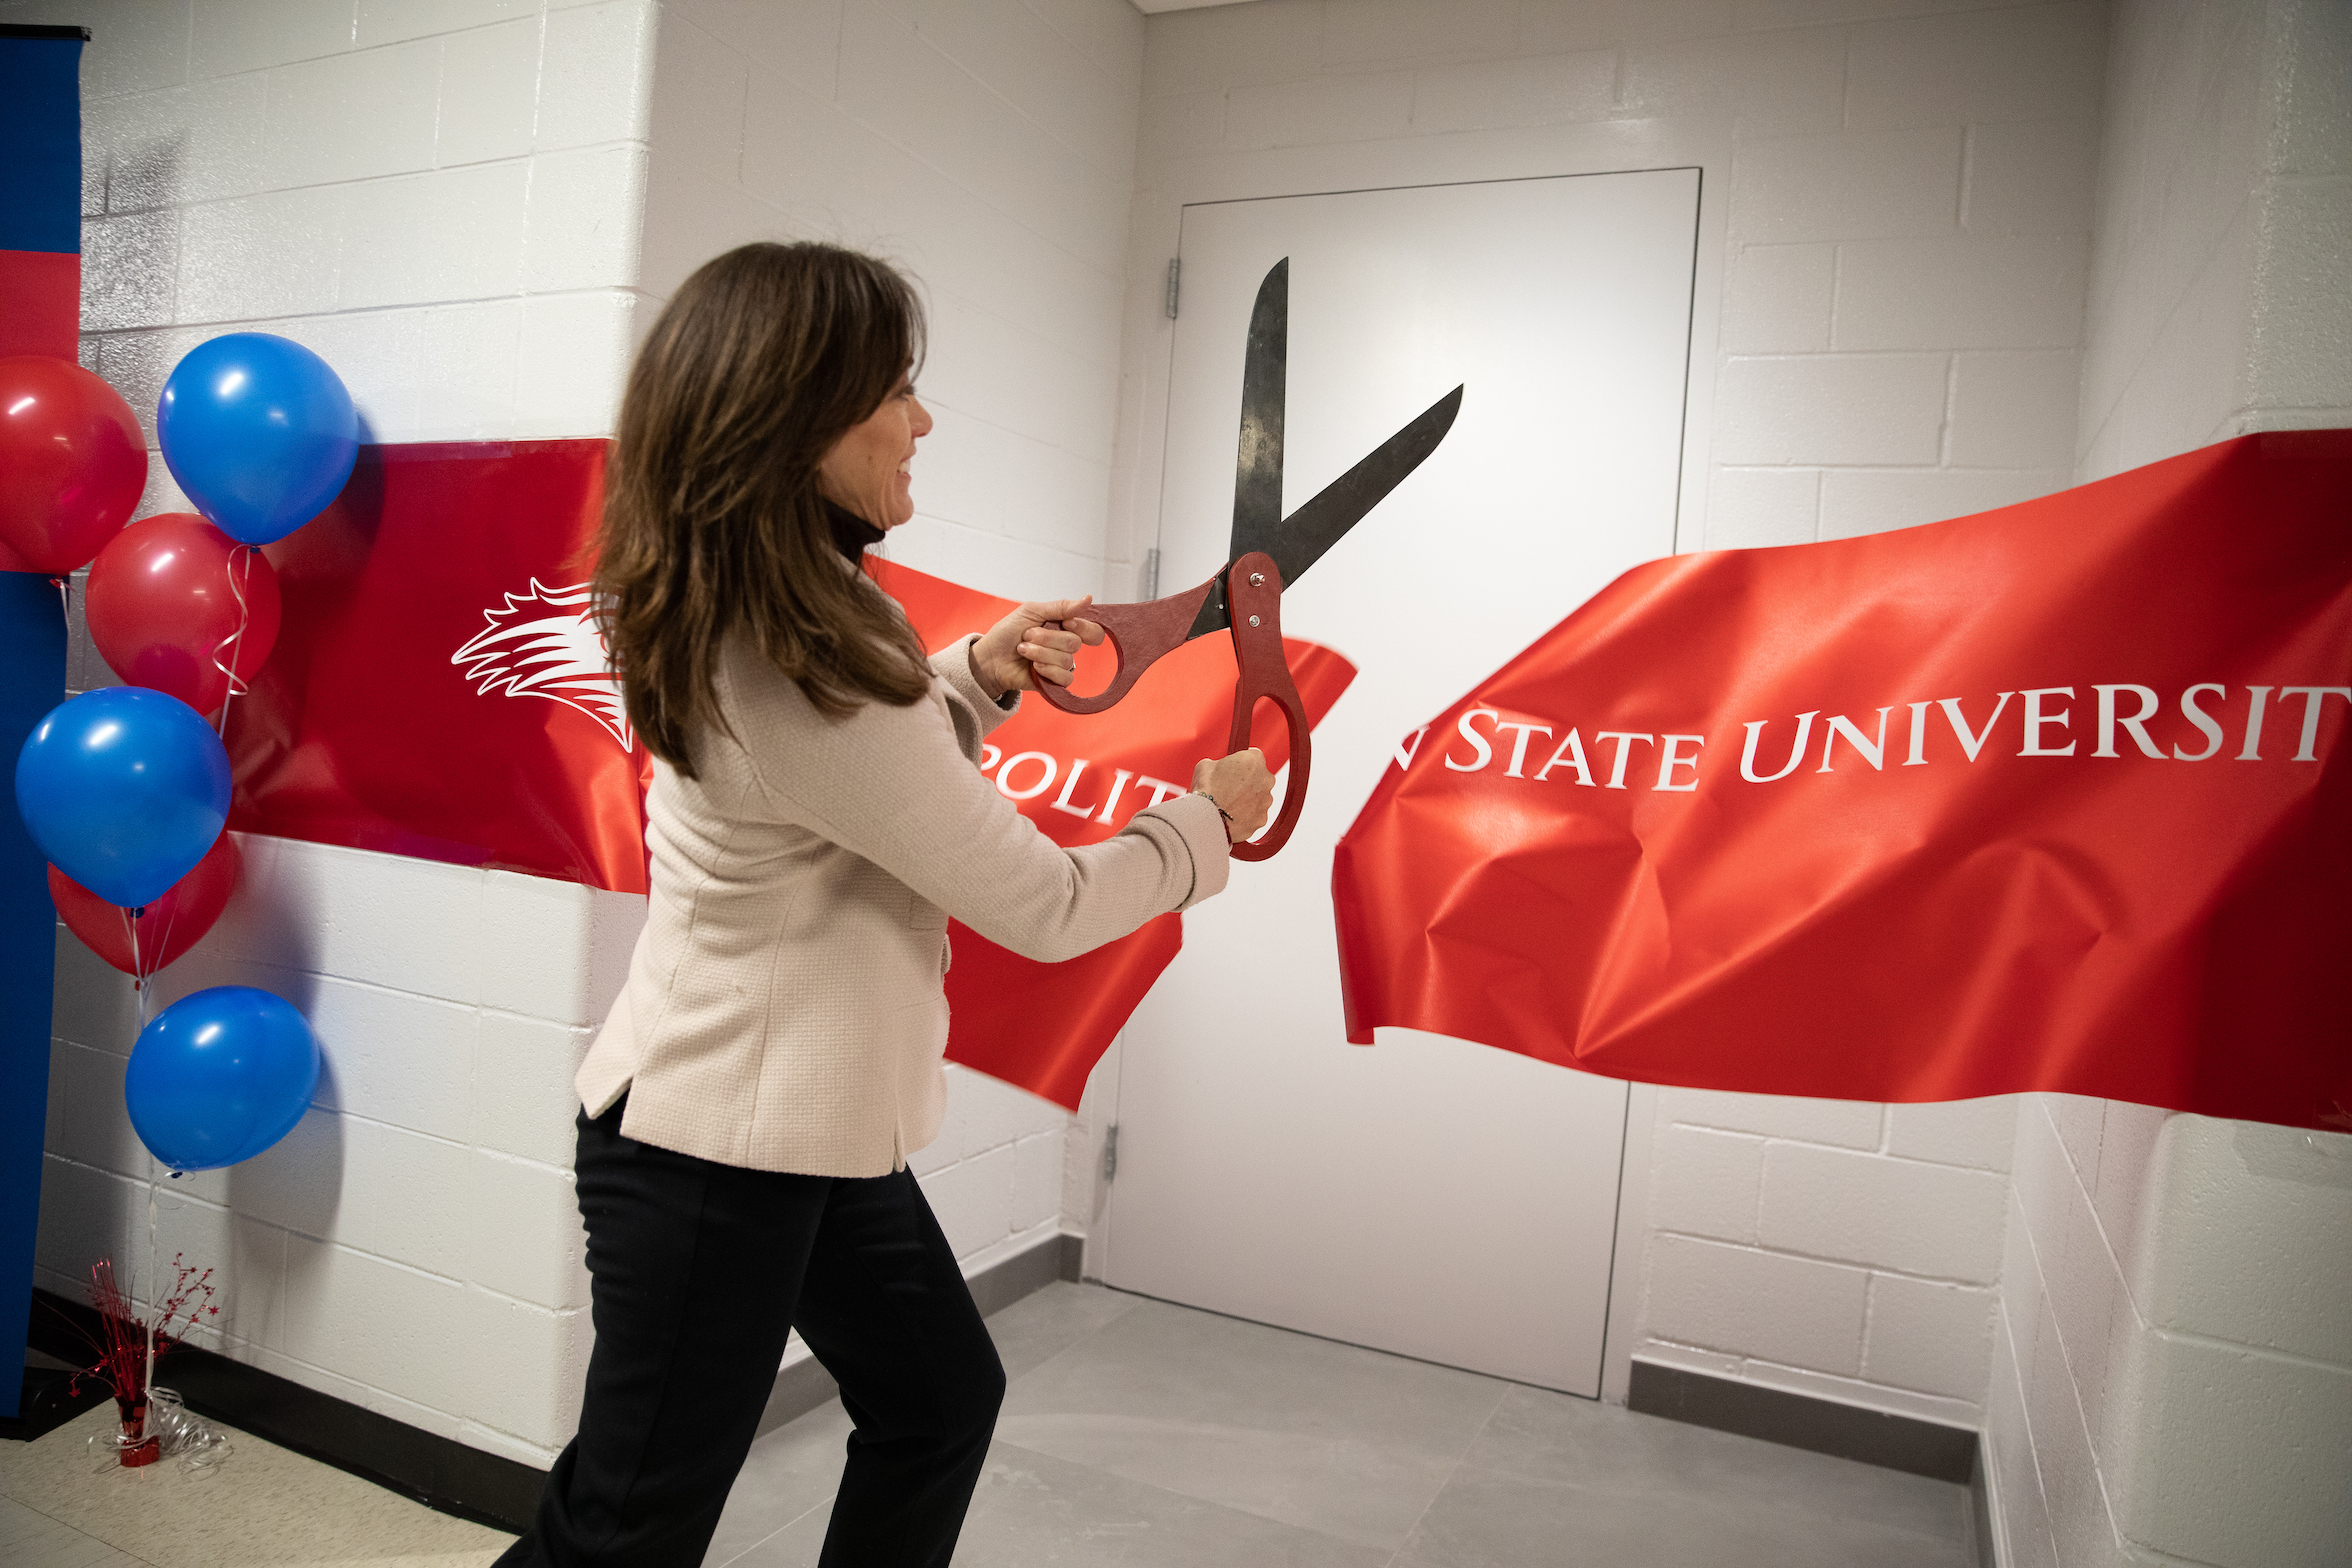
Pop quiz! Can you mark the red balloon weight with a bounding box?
[0,356,149,575]
[86,514,283,714]
[48,833,242,978]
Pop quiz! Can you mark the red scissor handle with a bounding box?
[1031,576,1216,716]
[1031,552,1309,859]
[1222,552,1308,862]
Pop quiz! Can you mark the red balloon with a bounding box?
[48,833,241,978]
[86,514,283,714]
[0,356,149,575]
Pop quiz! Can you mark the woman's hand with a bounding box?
[1192,749,1274,844]
[969,598,1105,700]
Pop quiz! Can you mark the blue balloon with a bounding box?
[125,987,320,1171]
[157,333,357,545]
[15,686,230,907]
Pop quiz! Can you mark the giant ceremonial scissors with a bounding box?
[1037,258,1463,860]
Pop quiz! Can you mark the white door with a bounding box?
[1102,170,1700,1395]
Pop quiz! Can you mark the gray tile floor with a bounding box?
[707,1282,1974,1567]
[1,1494,151,1568]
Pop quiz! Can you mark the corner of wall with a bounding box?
[2075,0,2352,483]
[1625,1087,2013,1430]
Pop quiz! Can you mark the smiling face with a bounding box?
[817,372,932,530]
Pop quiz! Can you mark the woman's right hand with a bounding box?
[1192,749,1275,844]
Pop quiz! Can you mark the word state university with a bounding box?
[1416,680,2352,792]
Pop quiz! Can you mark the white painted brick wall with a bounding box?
[1111,0,2105,1423]
[909,1066,1074,1265]
[2074,0,2352,479]
[1987,7,2352,1565]
[40,0,656,466]
[1702,0,2101,549]
[639,0,1144,605]
[1644,1233,1871,1376]
[1759,1140,2007,1284]
[1998,1097,2352,1568]
[1636,1091,2013,1422]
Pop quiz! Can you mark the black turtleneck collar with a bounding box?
[824,499,885,562]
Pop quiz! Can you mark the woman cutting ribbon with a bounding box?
[495,242,1273,1567]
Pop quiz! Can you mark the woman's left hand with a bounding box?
[970,597,1105,698]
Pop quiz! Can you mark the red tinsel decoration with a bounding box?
[68,1255,219,1465]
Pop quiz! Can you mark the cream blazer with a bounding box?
[576,614,1231,1177]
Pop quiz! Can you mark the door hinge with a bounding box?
[1165,258,1180,319]
[1101,1124,1120,1183]
[1139,547,1161,599]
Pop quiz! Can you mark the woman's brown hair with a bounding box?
[596,242,933,776]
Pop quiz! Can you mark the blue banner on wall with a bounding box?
[0,580,66,1419]
[1,20,85,1418]
[0,27,85,255]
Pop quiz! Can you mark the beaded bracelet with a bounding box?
[1195,790,1236,829]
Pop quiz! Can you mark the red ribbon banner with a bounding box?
[233,441,645,889]
[230,440,1354,1108]
[1332,432,2352,1134]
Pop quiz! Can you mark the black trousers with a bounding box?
[494,1101,1006,1567]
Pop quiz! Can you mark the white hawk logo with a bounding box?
[451,580,633,752]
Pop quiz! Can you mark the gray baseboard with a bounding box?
[1626,1359,1979,1483]
[966,1228,1085,1318]
[1628,1358,1998,1565]
[1967,1439,1996,1568]
[756,1351,844,1442]
[754,1230,1083,1438]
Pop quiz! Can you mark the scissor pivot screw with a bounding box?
[1250,573,1265,586]
[1248,614,1261,627]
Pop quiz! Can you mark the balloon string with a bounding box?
[51,575,71,617]
[210,548,255,736]
[122,904,144,996]
[143,1159,159,1418]
[150,904,177,982]
[122,903,159,1425]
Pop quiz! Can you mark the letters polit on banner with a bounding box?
[870,556,1356,1109]
[1333,431,2352,1134]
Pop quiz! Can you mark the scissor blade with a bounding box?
[1188,258,1289,641]
[1185,382,1463,641]
[1267,383,1462,589]
[1230,259,1288,567]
